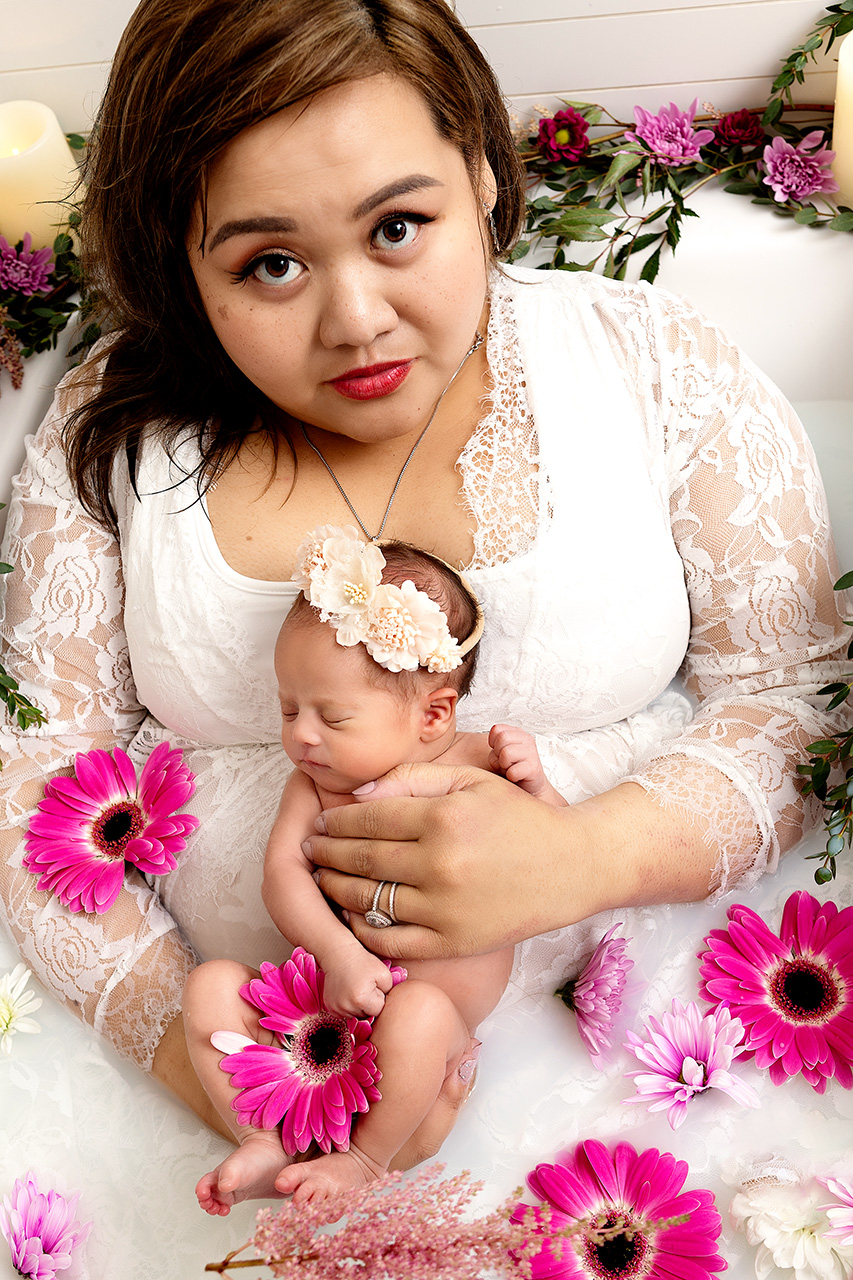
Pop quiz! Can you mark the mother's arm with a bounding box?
[0,373,226,1135]
[310,292,850,957]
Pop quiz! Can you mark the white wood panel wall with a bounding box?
[0,0,841,134]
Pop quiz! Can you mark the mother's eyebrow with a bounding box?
[352,173,442,219]
[206,174,442,251]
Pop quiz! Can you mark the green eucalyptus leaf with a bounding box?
[835,570,853,590]
[830,211,853,231]
[795,207,819,224]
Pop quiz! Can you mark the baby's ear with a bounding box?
[420,686,458,741]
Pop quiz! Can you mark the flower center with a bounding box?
[555,128,571,145]
[581,1212,651,1279]
[91,801,145,859]
[290,1012,354,1083]
[768,956,841,1023]
[368,602,416,650]
[343,580,369,606]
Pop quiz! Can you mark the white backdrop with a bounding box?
[0,0,840,132]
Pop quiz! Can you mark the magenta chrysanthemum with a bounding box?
[23,741,199,914]
[511,1139,726,1280]
[213,948,406,1155]
[555,924,633,1059]
[625,99,715,167]
[624,998,759,1129]
[698,890,853,1093]
[537,108,590,164]
[0,234,54,296]
[761,131,839,203]
[0,1171,92,1280]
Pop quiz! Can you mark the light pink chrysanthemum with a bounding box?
[819,1177,853,1247]
[511,1139,726,1280]
[0,234,54,296]
[761,131,839,203]
[0,1172,92,1280]
[699,890,853,1094]
[213,948,406,1155]
[555,924,634,1059]
[23,742,199,914]
[624,998,759,1129]
[625,99,715,167]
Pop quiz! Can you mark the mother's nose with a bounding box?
[317,263,398,350]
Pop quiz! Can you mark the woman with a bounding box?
[0,0,847,1195]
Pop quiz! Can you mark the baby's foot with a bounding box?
[196,1130,290,1216]
[275,1145,385,1206]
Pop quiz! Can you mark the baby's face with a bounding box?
[275,621,426,794]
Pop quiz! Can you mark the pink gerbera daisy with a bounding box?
[23,742,199,914]
[699,891,853,1094]
[624,999,759,1129]
[213,948,406,1155]
[511,1139,726,1280]
[0,1171,92,1280]
[555,924,634,1060]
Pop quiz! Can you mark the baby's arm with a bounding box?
[262,770,396,1018]
[488,723,569,808]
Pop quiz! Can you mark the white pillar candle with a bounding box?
[832,33,853,207]
[0,100,78,248]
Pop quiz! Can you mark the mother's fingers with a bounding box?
[345,913,451,962]
[315,867,424,922]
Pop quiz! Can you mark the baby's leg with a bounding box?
[275,977,470,1204]
[183,959,290,1215]
[275,947,513,1203]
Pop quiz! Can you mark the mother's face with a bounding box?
[187,74,492,444]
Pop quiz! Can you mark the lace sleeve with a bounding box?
[627,290,851,896]
[0,371,197,1069]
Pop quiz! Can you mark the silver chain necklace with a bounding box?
[300,330,484,543]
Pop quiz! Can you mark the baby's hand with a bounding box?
[488,723,549,796]
[321,947,395,1019]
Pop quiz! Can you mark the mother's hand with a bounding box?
[306,763,616,960]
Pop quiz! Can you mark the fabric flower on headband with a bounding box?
[292,525,466,673]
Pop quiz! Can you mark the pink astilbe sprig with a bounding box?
[0,1171,92,1280]
[214,948,406,1154]
[555,923,634,1060]
[623,998,759,1129]
[23,741,199,913]
[205,1164,536,1278]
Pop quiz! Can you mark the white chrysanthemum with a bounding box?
[731,1177,853,1280]
[0,964,43,1054]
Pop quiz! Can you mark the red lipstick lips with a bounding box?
[330,360,413,400]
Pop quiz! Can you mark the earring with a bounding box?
[480,198,501,256]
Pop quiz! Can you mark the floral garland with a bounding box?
[0,134,98,398]
[511,3,853,282]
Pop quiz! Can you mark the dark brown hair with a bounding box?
[285,539,481,697]
[64,0,526,535]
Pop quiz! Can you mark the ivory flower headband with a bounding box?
[291,525,483,675]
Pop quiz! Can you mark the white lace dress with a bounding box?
[0,267,849,1278]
